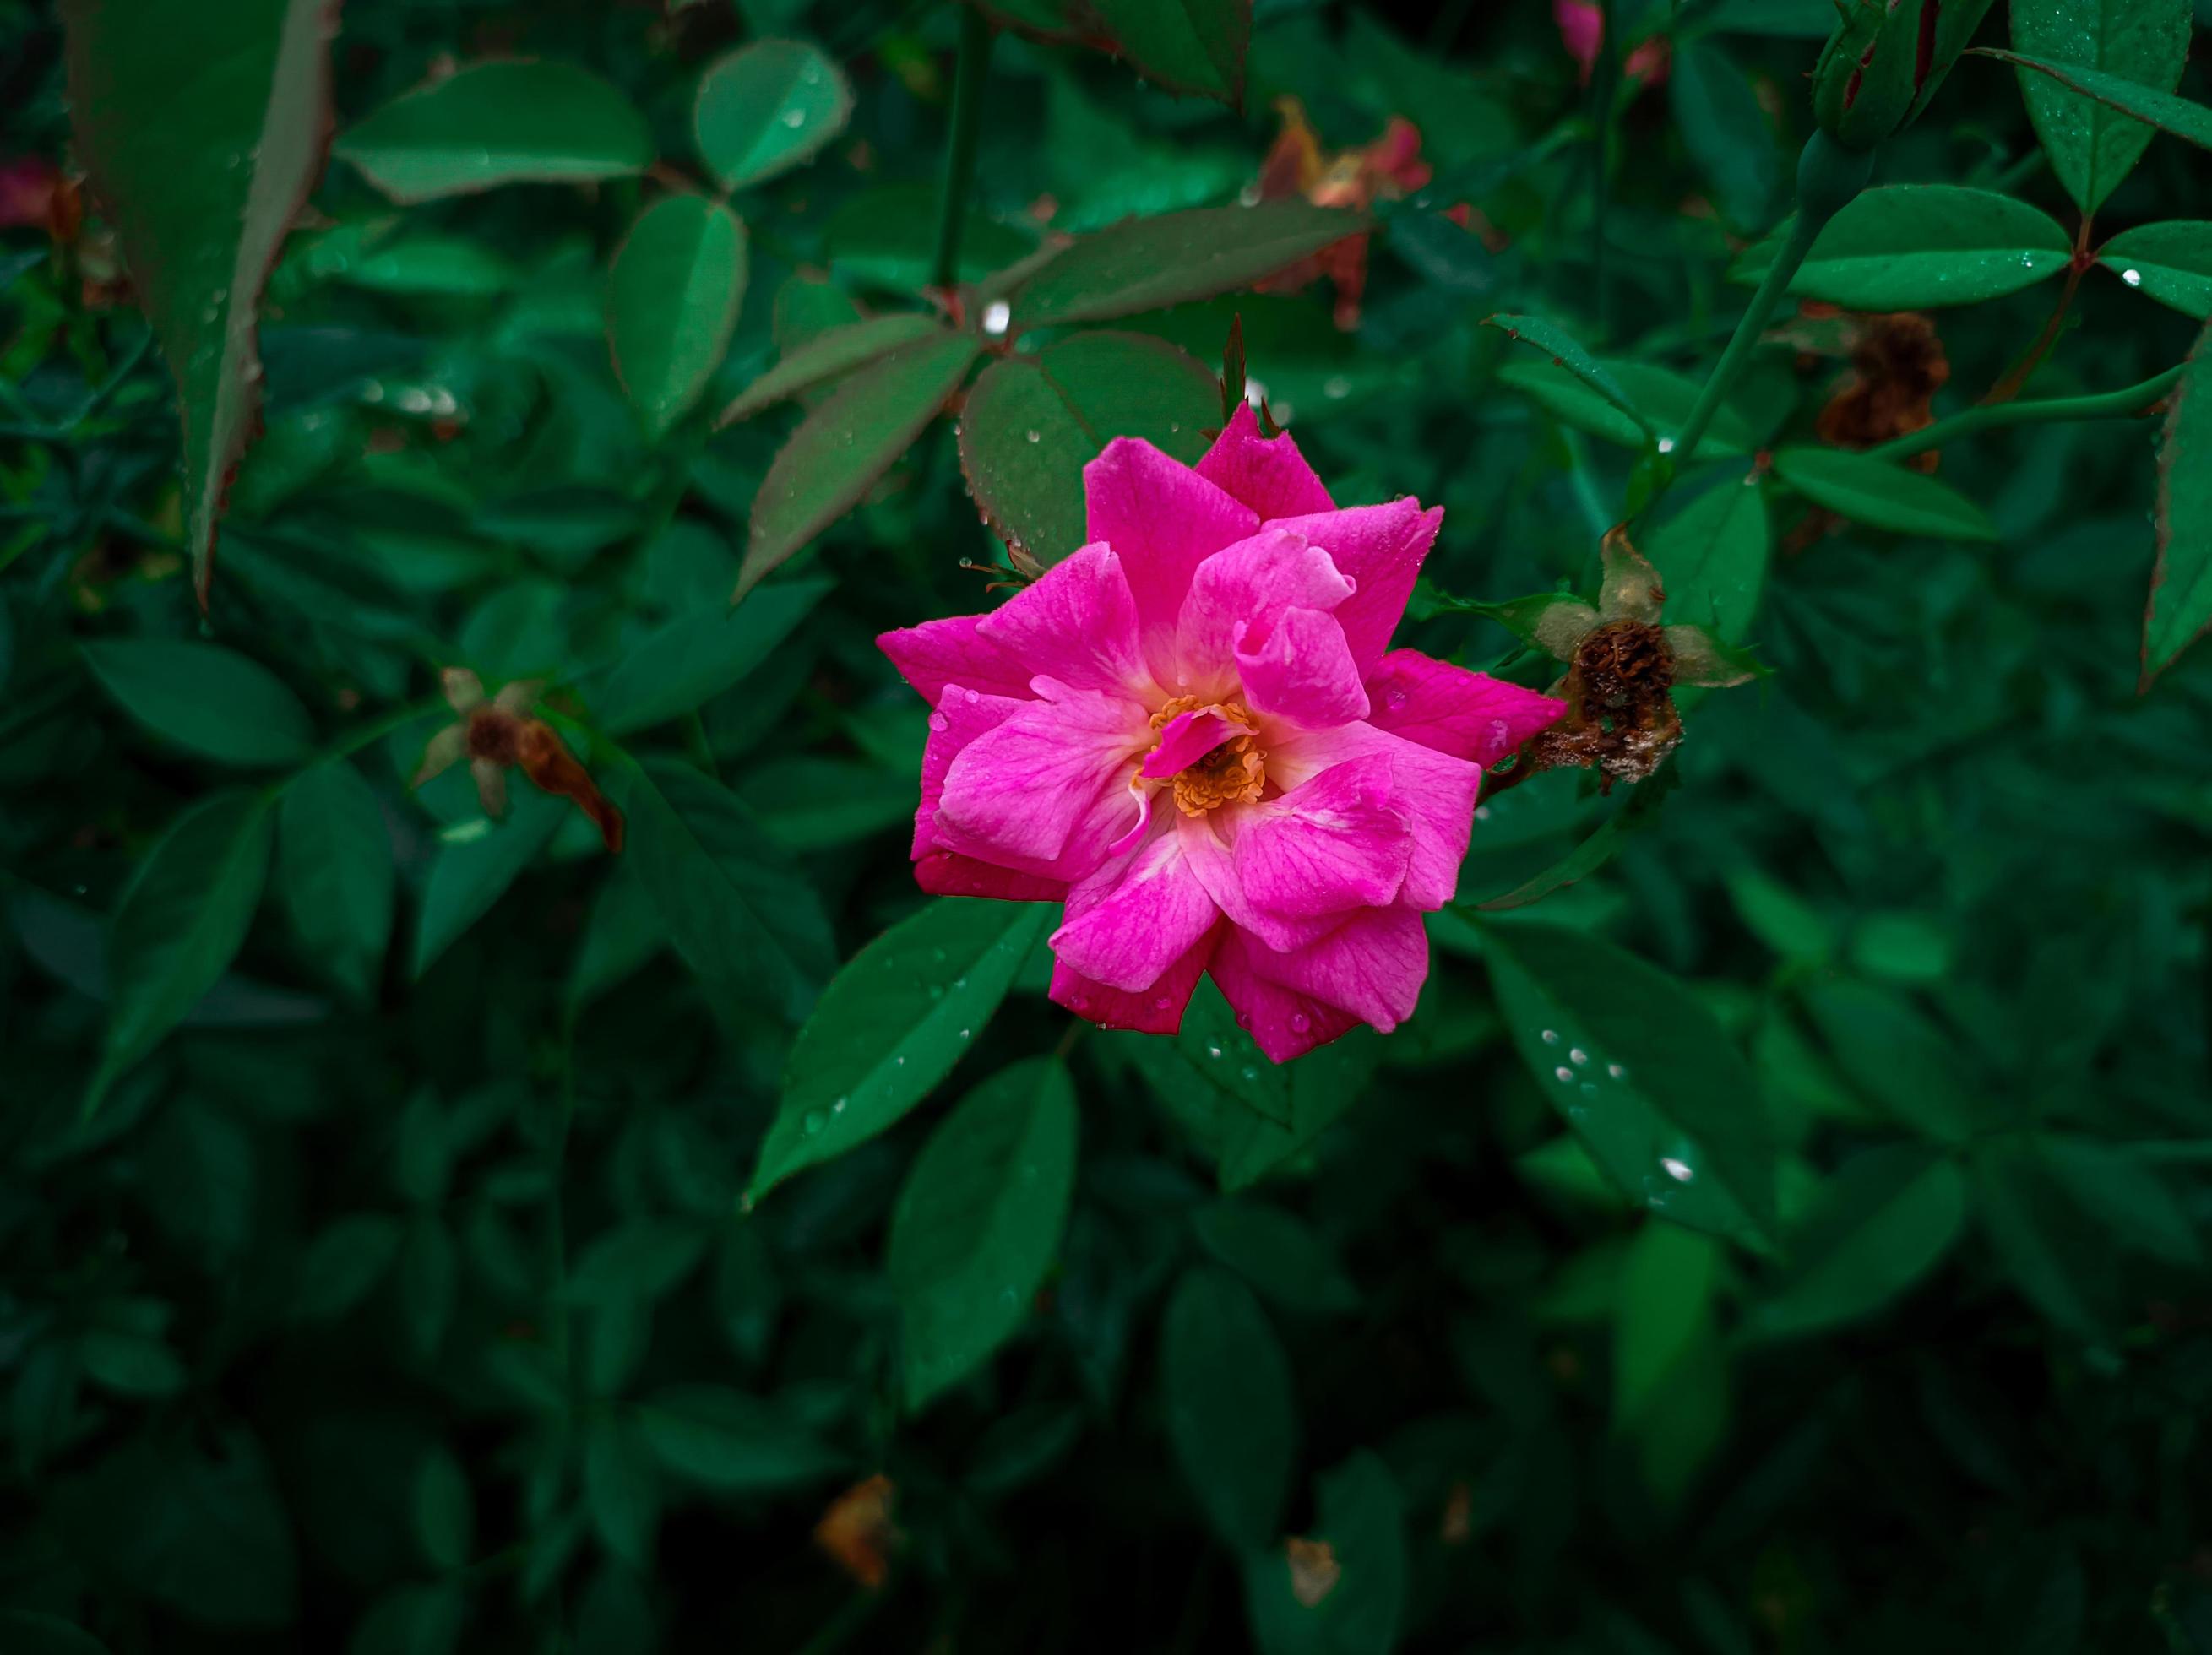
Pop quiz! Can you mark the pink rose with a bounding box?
[878,410,1564,1061]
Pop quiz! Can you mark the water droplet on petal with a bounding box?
[928,712,949,732]
[1660,1157,1694,1183]
[2122,267,2143,287]
[1554,1066,1574,1083]
[1607,1062,1628,1081]
[1568,1047,1588,1066]
[1290,1012,1311,1033]
[1153,994,1172,1011]
[1541,1028,1561,1045]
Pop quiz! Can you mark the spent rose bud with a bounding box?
[1811,0,1998,151]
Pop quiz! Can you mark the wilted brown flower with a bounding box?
[1285,1536,1341,1608]
[1510,529,1757,790]
[1800,304,1950,473]
[814,1473,898,1590]
[414,668,623,851]
[1254,99,1434,330]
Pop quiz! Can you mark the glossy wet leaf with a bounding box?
[59,0,336,599]
[693,40,853,192]
[750,898,1048,1199]
[2041,1135,2201,1265]
[1497,356,1756,453]
[1090,0,1252,102]
[277,760,392,1001]
[1644,466,1769,639]
[1772,448,1999,542]
[84,640,315,767]
[2144,318,2212,681]
[1736,186,2072,309]
[717,313,946,426]
[1481,921,1777,1248]
[334,61,652,203]
[959,330,1220,569]
[608,195,747,441]
[2012,0,2192,214]
[1006,203,1364,330]
[2097,221,2212,318]
[889,1057,1079,1408]
[618,758,836,1028]
[1483,312,1653,438]
[1979,47,2212,155]
[739,330,981,599]
[92,791,275,1112]
[1747,1146,1966,1339]
[1161,1267,1296,1552]
[594,577,829,735]
[1193,1199,1360,1316]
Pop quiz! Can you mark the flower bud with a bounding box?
[1812,0,1998,151]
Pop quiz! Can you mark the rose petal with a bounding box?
[932,681,1151,881]
[1141,708,1241,779]
[1244,903,1428,1033]
[1195,403,1336,520]
[1363,650,1568,766]
[975,542,1149,697]
[916,849,1066,903]
[1236,605,1369,729]
[1269,722,1483,910]
[879,614,1036,708]
[1050,818,1221,993]
[1266,500,1441,677]
[1084,437,1259,681]
[1229,755,1410,920]
[1209,925,1363,1062]
[1176,525,1352,694]
[1049,923,1220,1034]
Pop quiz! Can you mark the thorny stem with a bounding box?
[1981,214,2094,406]
[1865,364,2183,464]
[930,5,994,294]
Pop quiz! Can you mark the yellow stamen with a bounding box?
[1145,697,1266,817]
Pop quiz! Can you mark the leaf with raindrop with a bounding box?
[749,898,1050,1201]
[1481,920,1778,1249]
[693,40,853,193]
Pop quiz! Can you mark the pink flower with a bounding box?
[878,410,1565,1061]
[1555,0,1671,88]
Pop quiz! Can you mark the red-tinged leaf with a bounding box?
[2144,318,2212,686]
[958,330,1219,569]
[61,0,338,602]
[738,330,981,599]
[1005,203,1366,332]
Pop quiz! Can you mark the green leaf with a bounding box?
[1771,448,1999,542]
[584,1419,660,1565]
[1747,1146,1966,1339]
[1978,46,2212,155]
[92,791,275,1112]
[59,0,334,600]
[738,329,981,598]
[717,313,946,426]
[1736,187,2072,310]
[636,1385,844,1490]
[1497,357,1756,454]
[595,578,829,735]
[1669,38,1780,230]
[396,1213,457,1359]
[334,61,652,203]
[2145,318,2212,681]
[412,1446,474,1571]
[79,1328,187,1397]
[1644,466,1769,640]
[58,1431,297,1626]
[2041,1135,2201,1265]
[2012,0,2192,213]
[277,760,392,1001]
[1481,313,1654,439]
[693,40,853,192]
[750,898,1048,1199]
[292,1213,403,1319]
[350,1586,463,1655]
[1611,1221,1722,1428]
[1160,1267,1297,1552]
[889,1057,1079,1408]
[617,758,836,1027]
[2099,221,2212,318]
[1090,0,1252,102]
[566,1220,709,1307]
[409,790,565,979]
[736,757,915,851]
[1243,1452,1407,1655]
[568,856,664,1010]
[1006,203,1366,331]
[1481,922,1777,1248]
[608,196,748,441]
[958,330,1220,569]
[1193,1199,1360,1316]
[83,640,315,766]
[0,1613,111,1655]
[1798,976,1981,1142]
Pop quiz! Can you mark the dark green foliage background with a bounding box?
[3,0,2212,1651]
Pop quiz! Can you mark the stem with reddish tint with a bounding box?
[1981,214,2095,406]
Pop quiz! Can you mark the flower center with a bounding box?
[1148,696,1265,817]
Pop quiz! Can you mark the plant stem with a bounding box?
[1588,0,1620,341]
[1981,214,2094,406]
[1865,365,2182,464]
[1674,132,1872,469]
[930,5,993,294]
